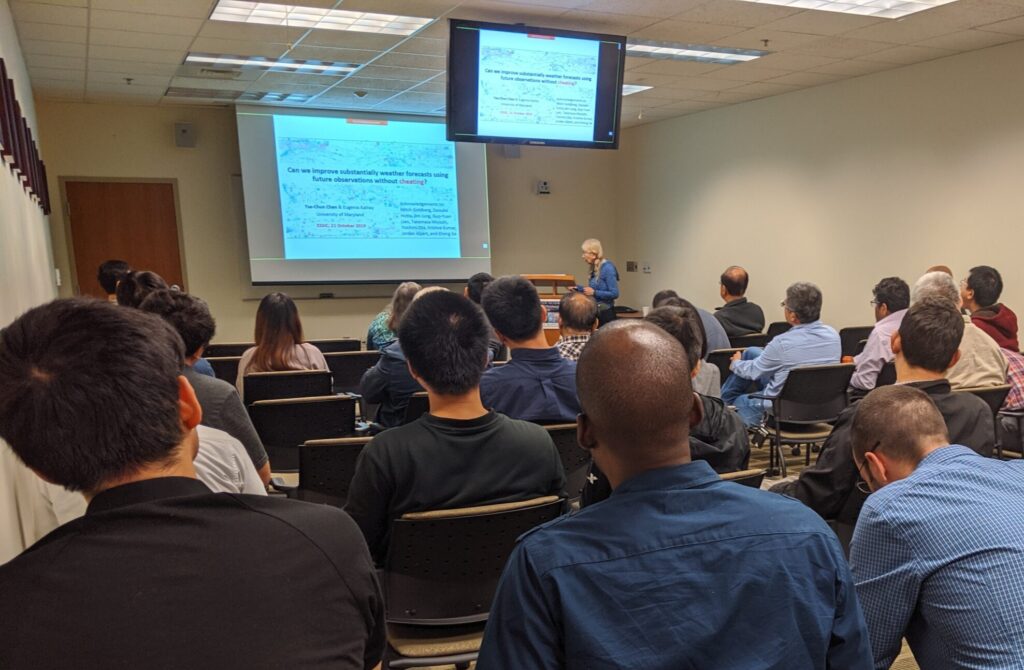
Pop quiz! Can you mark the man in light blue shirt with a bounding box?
[721,282,841,426]
[850,384,1024,669]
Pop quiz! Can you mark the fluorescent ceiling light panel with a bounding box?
[186,53,357,75]
[211,0,433,35]
[622,84,653,96]
[735,0,957,18]
[626,40,767,65]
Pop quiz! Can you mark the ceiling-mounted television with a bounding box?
[446,18,626,150]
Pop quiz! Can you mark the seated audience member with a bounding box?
[97,259,130,303]
[653,288,730,353]
[465,272,504,359]
[649,294,721,396]
[366,281,420,351]
[913,271,1007,388]
[0,299,384,669]
[554,292,598,362]
[115,269,168,308]
[140,289,271,485]
[477,321,871,668]
[582,305,749,506]
[848,276,910,393]
[713,265,766,336]
[849,385,1024,669]
[236,292,328,397]
[771,297,993,545]
[721,282,840,427]
[480,276,580,423]
[346,291,565,562]
[962,265,1019,350]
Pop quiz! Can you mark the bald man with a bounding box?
[714,265,765,336]
[477,321,871,669]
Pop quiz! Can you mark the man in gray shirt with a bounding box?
[140,290,270,484]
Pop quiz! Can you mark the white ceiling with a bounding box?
[11,0,1024,127]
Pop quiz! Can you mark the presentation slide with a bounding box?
[476,30,600,142]
[236,106,490,285]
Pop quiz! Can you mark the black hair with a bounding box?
[720,266,749,297]
[649,295,709,360]
[652,289,680,308]
[873,277,910,313]
[97,259,130,294]
[466,272,495,305]
[785,282,823,323]
[967,266,1003,307]
[899,297,964,373]
[0,298,186,492]
[139,289,216,358]
[852,385,948,464]
[481,275,543,342]
[559,292,598,332]
[399,291,491,395]
[644,305,705,369]
[116,270,169,308]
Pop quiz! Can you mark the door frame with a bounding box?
[59,176,189,296]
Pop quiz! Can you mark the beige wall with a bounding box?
[38,102,618,342]
[617,38,1024,329]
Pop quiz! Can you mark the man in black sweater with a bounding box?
[714,265,766,337]
[771,297,993,547]
[345,291,566,563]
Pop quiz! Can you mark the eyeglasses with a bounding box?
[779,300,789,309]
[855,440,881,495]
[869,300,880,306]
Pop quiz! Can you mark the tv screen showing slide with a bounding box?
[236,105,490,284]
[447,19,626,149]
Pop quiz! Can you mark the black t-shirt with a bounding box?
[0,477,384,670]
[345,411,566,562]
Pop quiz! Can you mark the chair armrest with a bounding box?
[270,476,297,494]
[748,393,777,402]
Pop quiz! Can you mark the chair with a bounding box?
[876,361,897,387]
[545,424,590,501]
[249,395,357,470]
[955,385,1011,458]
[324,351,381,393]
[403,391,430,424]
[728,333,768,349]
[707,348,743,384]
[309,338,361,353]
[204,342,253,358]
[206,356,241,384]
[720,468,767,488]
[383,497,565,669]
[854,339,868,356]
[243,369,333,405]
[839,326,875,358]
[271,436,370,506]
[752,363,855,476]
[765,321,791,342]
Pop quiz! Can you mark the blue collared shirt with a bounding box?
[480,347,579,423]
[850,445,1024,670]
[478,461,872,669]
[730,319,841,398]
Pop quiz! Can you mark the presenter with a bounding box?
[577,238,620,326]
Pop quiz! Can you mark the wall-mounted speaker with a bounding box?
[174,122,196,148]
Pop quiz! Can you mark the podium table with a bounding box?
[522,274,576,346]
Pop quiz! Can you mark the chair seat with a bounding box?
[767,423,833,440]
[387,623,484,658]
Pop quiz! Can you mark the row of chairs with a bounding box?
[727,324,874,359]
[204,338,361,359]
[206,351,382,396]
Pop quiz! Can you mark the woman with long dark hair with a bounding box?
[236,292,327,394]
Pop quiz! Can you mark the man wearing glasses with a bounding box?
[849,384,1024,669]
[847,277,910,395]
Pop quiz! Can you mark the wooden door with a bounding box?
[64,180,184,298]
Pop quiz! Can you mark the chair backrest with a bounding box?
[855,339,868,356]
[954,385,1012,418]
[876,361,897,387]
[324,351,381,393]
[720,468,767,488]
[775,364,855,423]
[728,333,768,349]
[204,342,253,358]
[296,436,371,506]
[206,356,241,384]
[309,338,361,353]
[243,369,333,405]
[766,321,791,341]
[384,497,565,625]
[545,424,590,499]
[839,326,875,358]
[249,395,357,470]
[403,391,430,424]
[707,348,743,384]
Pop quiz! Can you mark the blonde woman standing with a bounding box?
[577,238,620,326]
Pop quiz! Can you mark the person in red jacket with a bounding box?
[961,265,1019,350]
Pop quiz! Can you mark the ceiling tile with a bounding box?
[809,58,896,76]
[672,0,803,27]
[372,51,445,69]
[19,0,87,7]
[532,9,660,33]
[23,52,85,70]
[246,82,328,95]
[913,28,1021,49]
[660,75,747,91]
[88,71,172,87]
[89,9,204,35]
[721,28,823,50]
[409,78,446,93]
[254,71,344,86]
[977,14,1024,35]
[629,18,747,43]
[338,75,432,92]
[10,1,87,25]
[757,10,882,37]
[445,0,570,24]
[285,46,382,63]
[197,21,307,43]
[623,72,686,86]
[390,37,448,56]
[379,90,445,106]
[14,21,86,42]
[189,37,292,58]
[28,65,84,81]
[169,76,253,91]
[710,64,792,82]
[790,36,893,58]
[91,0,215,19]
[328,0,457,13]
[628,58,727,76]
[88,44,187,64]
[722,80,799,97]
[858,44,956,63]
[841,11,976,44]
[748,51,842,70]
[356,64,442,80]
[89,58,182,75]
[576,0,705,19]
[18,38,86,56]
[317,87,396,104]
[298,30,407,51]
[88,28,195,51]
[767,70,844,86]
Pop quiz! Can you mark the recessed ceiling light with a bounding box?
[211,0,433,36]
[736,0,957,18]
[627,40,768,64]
[622,84,653,96]
[186,53,357,75]
[239,91,312,103]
